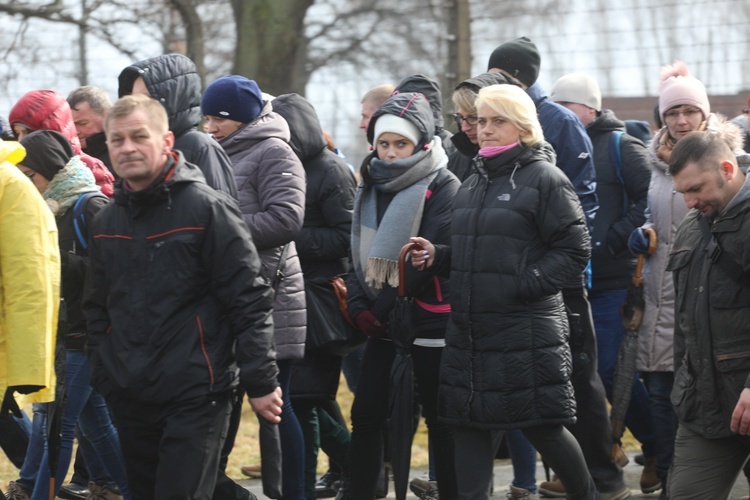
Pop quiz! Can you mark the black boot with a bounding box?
[315,470,342,498]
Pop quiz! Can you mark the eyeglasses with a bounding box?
[664,107,702,121]
[452,113,479,127]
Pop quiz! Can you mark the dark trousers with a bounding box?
[563,287,624,493]
[669,424,750,499]
[293,398,351,499]
[108,393,231,500]
[453,425,596,500]
[348,337,457,499]
[213,389,250,500]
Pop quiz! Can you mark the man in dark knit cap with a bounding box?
[488,38,629,500]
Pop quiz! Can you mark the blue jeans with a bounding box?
[278,359,306,500]
[17,403,47,491]
[32,350,129,500]
[641,372,676,482]
[590,288,654,455]
[506,430,538,493]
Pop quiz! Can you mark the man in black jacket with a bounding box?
[552,72,660,495]
[118,53,238,200]
[84,94,281,499]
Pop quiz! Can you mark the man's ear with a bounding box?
[721,159,736,181]
[163,130,175,153]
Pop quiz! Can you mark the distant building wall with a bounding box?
[603,90,749,131]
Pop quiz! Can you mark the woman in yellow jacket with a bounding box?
[0,138,59,414]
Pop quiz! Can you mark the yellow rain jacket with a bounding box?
[0,140,60,407]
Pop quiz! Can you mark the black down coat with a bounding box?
[118,54,238,199]
[435,143,591,429]
[272,93,356,400]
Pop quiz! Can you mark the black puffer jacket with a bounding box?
[272,93,356,400]
[447,72,523,182]
[273,93,356,281]
[436,143,590,429]
[587,109,650,291]
[118,54,238,199]
[58,191,109,347]
[84,153,277,404]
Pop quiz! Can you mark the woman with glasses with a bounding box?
[447,72,522,182]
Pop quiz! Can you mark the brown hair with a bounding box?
[104,94,168,135]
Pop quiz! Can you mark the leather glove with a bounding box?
[628,227,652,255]
[354,310,386,338]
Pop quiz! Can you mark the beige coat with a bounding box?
[636,114,745,372]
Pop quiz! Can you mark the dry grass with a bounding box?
[0,377,635,489]
[0,375,431,487]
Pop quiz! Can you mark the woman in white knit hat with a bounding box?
[342,91,460,499]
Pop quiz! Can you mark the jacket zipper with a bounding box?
[196,315,215,389]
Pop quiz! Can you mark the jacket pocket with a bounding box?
[666,249,693,313]
[715,351,750,417]
[671,357,697,422]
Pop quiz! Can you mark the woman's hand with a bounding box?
[410,237,435,270]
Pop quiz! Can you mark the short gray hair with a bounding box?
[67,86,112,115]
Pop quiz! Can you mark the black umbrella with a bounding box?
[48,338,68,500]
[387,242,421,500]
[610,228,657,449]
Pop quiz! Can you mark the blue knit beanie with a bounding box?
[201,75,264,123]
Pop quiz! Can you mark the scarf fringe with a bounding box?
[365,257,400,290]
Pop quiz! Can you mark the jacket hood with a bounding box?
[271,93,327,163]
[394,74,446,130]
[219,100,291,157]
[367,92,434,149]
[118,54,202,137]
[0,140,26,166]
[450,72,523,156]
[455,71,523,94]
[587,109,626,135]
[9,90,83,154]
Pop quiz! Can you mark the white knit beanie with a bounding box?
[550,73,602,111]
[373,113,421,147]
[658,61,710,120]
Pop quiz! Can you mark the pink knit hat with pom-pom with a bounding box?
[658,61,710,120]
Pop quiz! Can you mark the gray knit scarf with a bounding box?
[352,138,447,299]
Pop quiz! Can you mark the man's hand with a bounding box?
[731,388,750,435]
[249,386,283,424]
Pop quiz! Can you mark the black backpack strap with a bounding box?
[72,192,107,251]
[698,215,750,286]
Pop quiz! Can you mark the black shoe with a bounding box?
[333,476,350,500]
[315,470,342,498]
[634,453,645,466]
[57,482,89,500]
